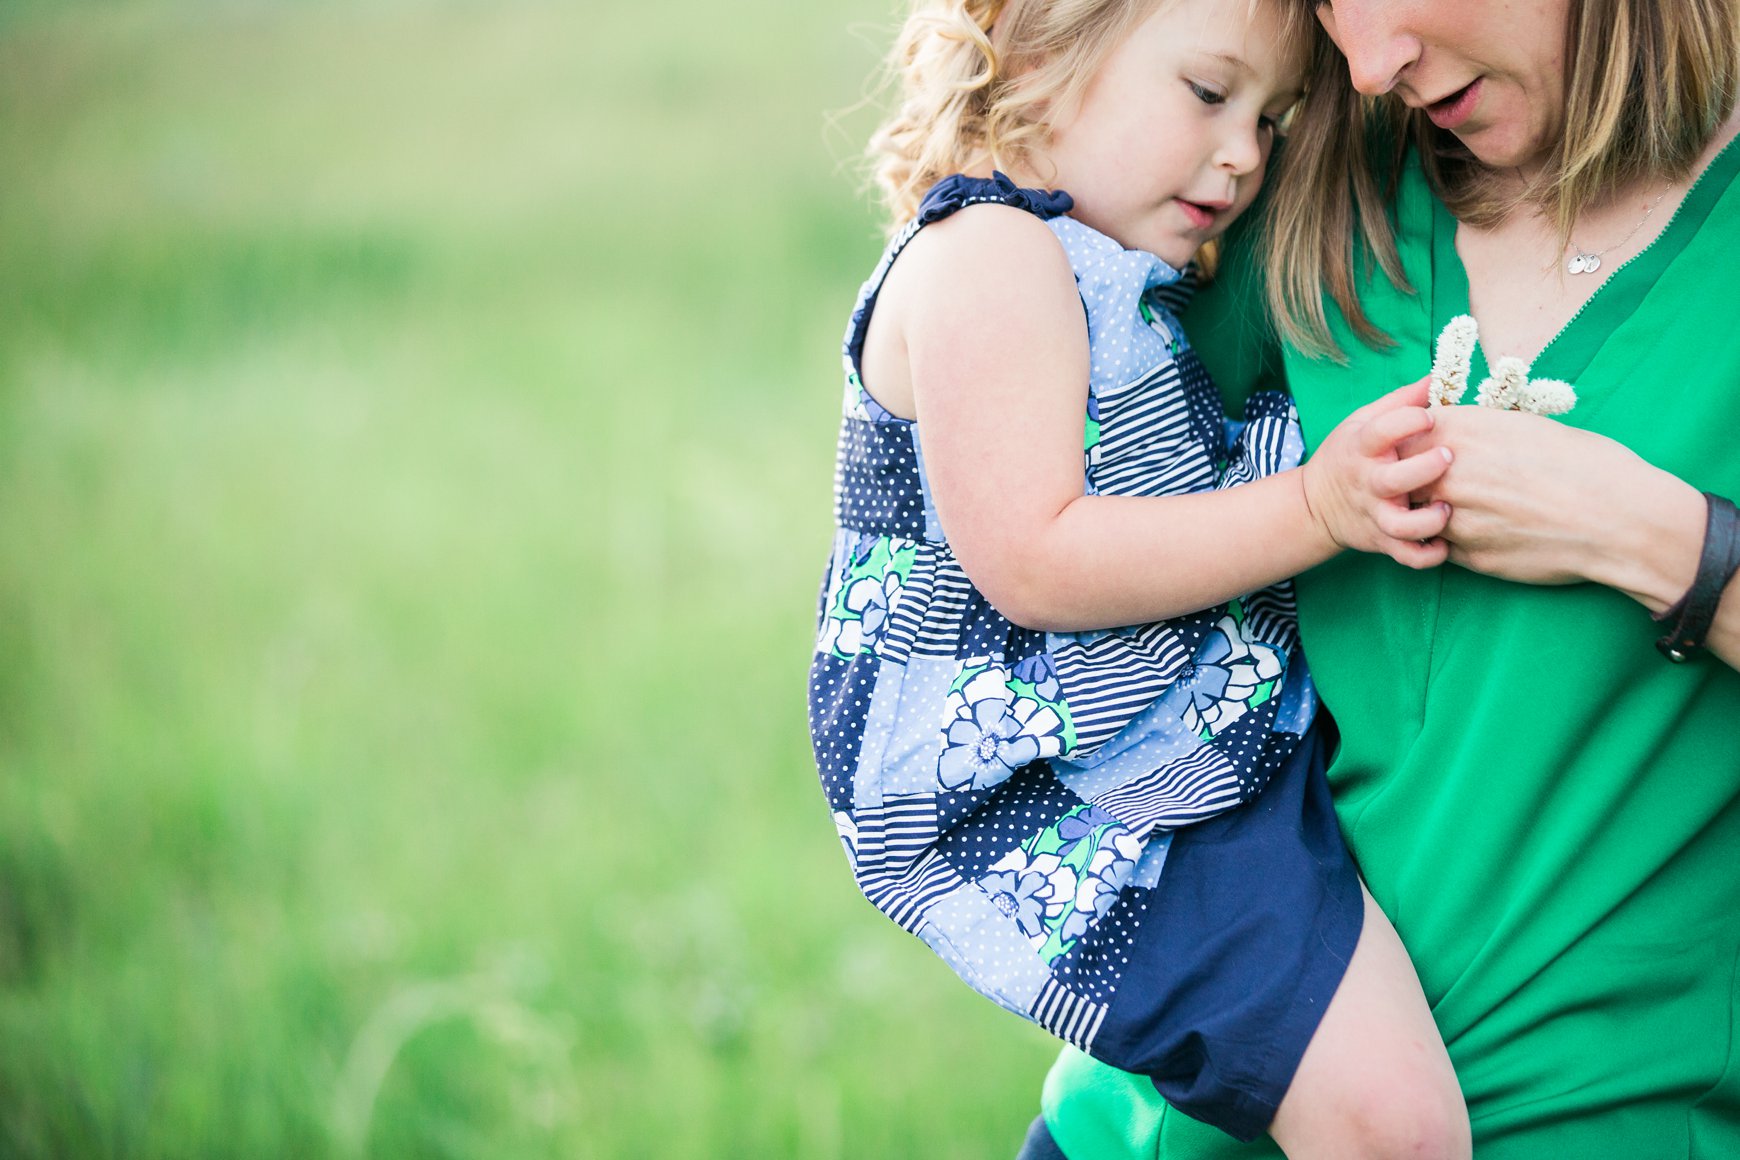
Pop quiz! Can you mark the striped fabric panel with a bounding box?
[1096,452,1218,500]
[1051,621,1197,752]
[1030,978,1108,1052]
[910,555,974,657]
[1095,365,1188,445]
[1218,450,1258,491]
[853,809,887,872]
[1096,358,1183,407]
[1240,583,1299,655]
[1093,369,1219,498]
[880,794,939,872]
[1093,744,1245,832]
[859,850,965,933]
[877,546,938,666]
[1242,407,1293,472]
[1221,409,1295,491]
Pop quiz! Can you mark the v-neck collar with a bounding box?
[1428,130,1740,386]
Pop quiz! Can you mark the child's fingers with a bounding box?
[1348,377,1433,422]
[1375,499,1452,543]
[1383,534,1451,570]
[1370,446,1452,497]
[1358,402,1437,456]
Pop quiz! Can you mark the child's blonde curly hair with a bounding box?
[868,0,1310,229]
[868,0,1165,228]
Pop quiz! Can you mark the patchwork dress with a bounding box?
[808,174,1361,1138]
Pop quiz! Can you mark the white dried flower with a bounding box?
[1425,314,1577,415]
[1429,315,1478,406]
[1519,378,1578,415]
[1475,356,1531,410]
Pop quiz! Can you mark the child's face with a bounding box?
[1040,0,1303,266]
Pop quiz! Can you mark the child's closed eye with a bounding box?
[1187,80,1226,106]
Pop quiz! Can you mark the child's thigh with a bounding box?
[1267,886,1471,1160]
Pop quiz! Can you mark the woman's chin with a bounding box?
[1450,118,1553,174]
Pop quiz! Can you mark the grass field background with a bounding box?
[0,1,1061,1154]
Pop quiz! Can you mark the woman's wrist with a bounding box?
[1651,494,1740,661]
[1594,467,1705,614]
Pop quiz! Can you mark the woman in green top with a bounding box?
[1023,1,1740,1156]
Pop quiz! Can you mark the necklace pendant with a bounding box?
[1566,252,1600,275]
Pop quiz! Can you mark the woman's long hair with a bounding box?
[1265,0,1740,358]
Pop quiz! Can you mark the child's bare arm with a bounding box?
[892,206,1451,633]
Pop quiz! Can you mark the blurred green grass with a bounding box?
[0,1,1058,1155]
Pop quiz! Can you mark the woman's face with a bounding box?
[1315,0,1573,172]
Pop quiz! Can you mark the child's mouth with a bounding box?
[1175,200,1220,230]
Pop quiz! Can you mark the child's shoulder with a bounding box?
[865,196,1089,416]
[892,198,1075,306]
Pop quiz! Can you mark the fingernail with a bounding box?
[1439,502,1453,516]
[1439,447,1453,463]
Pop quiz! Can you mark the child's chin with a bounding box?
[1151,241,1198,269]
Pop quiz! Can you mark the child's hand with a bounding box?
[1300,379,1454,569]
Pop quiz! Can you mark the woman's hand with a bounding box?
[1301,379,1454,569]
[1406,405,1705,603]
[1403,404,1740,671]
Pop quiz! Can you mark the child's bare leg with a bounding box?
[1268,885,1471,1160]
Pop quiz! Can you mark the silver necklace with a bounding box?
[1564,189,1668,275]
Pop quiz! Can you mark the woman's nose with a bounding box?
[1317,1,1422,96]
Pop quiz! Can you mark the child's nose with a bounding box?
[1215,126,1263,176]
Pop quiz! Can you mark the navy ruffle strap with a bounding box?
[915,171,1074,224]
[845,173,1073,379]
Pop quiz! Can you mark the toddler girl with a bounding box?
[809,0,1469,1153]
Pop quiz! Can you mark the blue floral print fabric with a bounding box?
[808,174,1316,1062]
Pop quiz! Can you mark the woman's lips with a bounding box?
[1427,78,1482,130]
